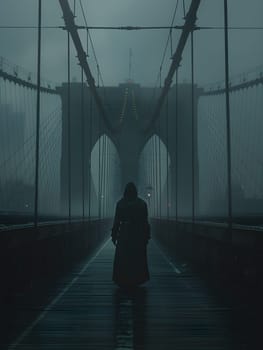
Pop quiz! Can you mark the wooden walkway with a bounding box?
[6,239,252,349]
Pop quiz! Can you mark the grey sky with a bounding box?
[0,0,262,87]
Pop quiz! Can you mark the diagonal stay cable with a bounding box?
[58,0,115,133]
[79,0,105,88]
[145,0,201,133]
[0,107,61,169]
[146,0,180,117]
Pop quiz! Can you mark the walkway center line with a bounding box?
[153,239,182,274]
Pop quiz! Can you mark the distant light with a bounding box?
[147,193,151,198]
[25,203,29,208]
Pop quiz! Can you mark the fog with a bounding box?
[0,0,262,87]
[0,1,262,222]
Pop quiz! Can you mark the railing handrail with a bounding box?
[0,217,113,233]
[151,217,263,232]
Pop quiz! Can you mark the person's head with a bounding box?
[123,182,138,201]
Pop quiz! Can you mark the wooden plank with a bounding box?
[5,239,253,349]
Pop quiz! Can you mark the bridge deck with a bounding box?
[5,239,255,349]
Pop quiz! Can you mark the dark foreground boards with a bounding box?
[4,239,258,349]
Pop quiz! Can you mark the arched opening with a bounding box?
[91,134,121,217]
[138,134,171,217]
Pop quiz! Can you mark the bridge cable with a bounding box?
[153,139,156,217]
[224,0,233,231]
[0,55,58,94]
[67,31,72,221]
[39,114,61,215]
[34,0,42,228]
[166,94,169,219]
[175,70,179,222]
[145,0,201,133]
[98,120,102,218]
[103,138,107,217]
[102,135,106,217]
[3,25,263,30]
[101,134,106,217]
[73,0,76,17]
[152,137,156,216]
[150,138,153,216]
[145,0,180,132]
[0,105,61,170]
[106,140,109,217]
[103,135,106,217]
[79,0,105,89]
[158,121,162,218]
[88,93,93,220]
[58,0,113,133]
[155,135,159,217]
[81,68,85,220]
[1,105,61,214]
[182,0,186,17]
[156,0,180,90]
[191,30,196,225]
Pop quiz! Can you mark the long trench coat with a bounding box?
[111,197,151,287]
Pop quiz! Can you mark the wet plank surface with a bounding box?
[5,239,253,349]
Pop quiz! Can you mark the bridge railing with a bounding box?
[0,218,112,298]
[152,217,263,288]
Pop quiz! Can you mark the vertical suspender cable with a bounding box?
[105,137,108,216]
[14,82,19,182]
[101,135,105,217]
[153,140,156,216]
[103,136,106,217]
[151,138,154,216]
[154,135,156,217]
[152,139,155,217]
[224,0,233,231]
[98,122,101,218]
[191,30,195,225]
[166,95,169,219]
[34,0,42,228]
[170,30,173,57]
[86,29,89,57]
[158,122,162,218]
[154,135,159,217]
[182,0,186,17]
[175,70,179,222]
[106,139,109,216]
[101,135,106,217]
[67,31,72,221]
[149,149,152,216]
[88,92,93,219]
[97,64,100,88]
[106,139,109,217]
[104,138,106,217]
[73,0,76,16]
[81,68,85,219]
[108,140,110,216]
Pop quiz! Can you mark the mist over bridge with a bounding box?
[1,0,263,349]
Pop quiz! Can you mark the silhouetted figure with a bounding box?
[112,182,150,287]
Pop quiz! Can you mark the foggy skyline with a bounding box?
[0,0,262,88]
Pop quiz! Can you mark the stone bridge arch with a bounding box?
[58,82,201,217]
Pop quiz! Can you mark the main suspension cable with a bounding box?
[1,25,262,30]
